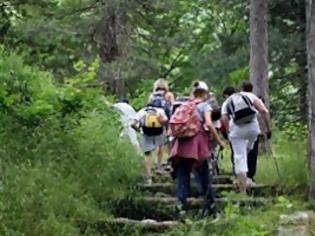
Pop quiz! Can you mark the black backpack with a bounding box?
[150,93,171,118]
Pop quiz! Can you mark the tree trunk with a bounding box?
[306,0,315,204]
[94,3,128,99]
[250,0,270,153]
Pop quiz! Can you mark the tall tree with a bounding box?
[306,0,315,204]
[250,0,270,152]
[93,1,129,98]
[250,0,268,103]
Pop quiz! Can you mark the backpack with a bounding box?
[150,92,171,118]
[169,100,201,138]
[227,93,256,125]
[207,93,221,121]
[171,96,190,115]
[141,107,164,136]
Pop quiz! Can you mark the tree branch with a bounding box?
[56,0,100,20]
[160,47,186,79]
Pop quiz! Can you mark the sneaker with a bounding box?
[155,168,167,175]
[145,176,153,186]
[175,204,187,221]
[246,178,257,187]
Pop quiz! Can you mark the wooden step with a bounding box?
[153,174,233,184]
[140,196,269,208]
[112,217,179,229]
[139,183,276,196]
[78,218,179,234]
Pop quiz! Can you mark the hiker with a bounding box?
[221,86,237,174]
[169,81,225,217]
[113,98,140,152]
[207,91,222,175]
[241,81,272,186]
[221,81,271,193]
[131,100,168,185]
[148,78,174,173]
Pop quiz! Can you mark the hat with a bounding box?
[194,81,209,91]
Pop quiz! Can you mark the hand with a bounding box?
[266,130,272,139]
[158,113,167,123]
[219,141,225,150]
[131,123,140,132]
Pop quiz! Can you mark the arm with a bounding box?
[158,110,168,124]
[131,119,140,132]
[253,99,271,132]
[221,114,230,135]
[204,111,225,149]
[165,92,175,104]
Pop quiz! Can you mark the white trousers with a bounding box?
[229,122,260,174]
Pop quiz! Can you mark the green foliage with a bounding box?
[256,132,307,189]
[0,49,142,235]
[166,196,309,236]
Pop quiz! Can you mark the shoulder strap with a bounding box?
[241,94,253,106]
[226,97,235,115]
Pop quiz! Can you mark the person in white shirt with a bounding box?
[221,82,271,193]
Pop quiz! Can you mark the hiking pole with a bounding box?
[270,144,281,180]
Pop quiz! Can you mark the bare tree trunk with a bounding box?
[94,2,128,99]
[306,0,315,204]
[250,0,270,153]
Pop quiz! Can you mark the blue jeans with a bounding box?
[176,159,215,210]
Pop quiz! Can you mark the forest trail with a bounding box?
[81,169,277,235]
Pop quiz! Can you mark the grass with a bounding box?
[163,195,314,236]
[218,133,307,190]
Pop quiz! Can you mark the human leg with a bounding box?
[144,151,153,184]
[247,138,259,180]
[157,145,164,170]
[229,142,235,175]
[195,160,216,214]
[230,138,248,193]
[176,159,191,209]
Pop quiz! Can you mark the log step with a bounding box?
[153,174,233,184]
[139,183,276,196]
[78,218,179,234]
[112,217,179,229]
[140,196,269,208]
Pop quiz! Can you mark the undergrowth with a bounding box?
[0,49,142,235]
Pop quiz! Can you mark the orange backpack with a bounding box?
[169,100,201,138]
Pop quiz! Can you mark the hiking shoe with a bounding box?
[246,178,257,187]
[145,176,153,186]
[155,168,167,175]
[164,166,172,172]
[175,204,187,221]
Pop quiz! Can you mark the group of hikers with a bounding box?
[118,78,271,218]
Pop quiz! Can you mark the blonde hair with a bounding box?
[153,78,169,92]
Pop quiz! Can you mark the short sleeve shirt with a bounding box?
[197,102,212,123]
[221,92,259,116]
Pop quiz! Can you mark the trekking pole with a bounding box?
[270,143,281,180]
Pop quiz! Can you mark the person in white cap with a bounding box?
[170,80,225,218]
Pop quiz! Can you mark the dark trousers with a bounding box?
[176,159,215,210]
[247,138,259,180]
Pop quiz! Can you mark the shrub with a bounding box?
[0,49,142,235]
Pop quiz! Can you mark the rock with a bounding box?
[278,212,313,236]
[278,225,309,236]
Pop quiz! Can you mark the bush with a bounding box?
[0,49,142,235]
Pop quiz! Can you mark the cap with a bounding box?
[194,81,209,91]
